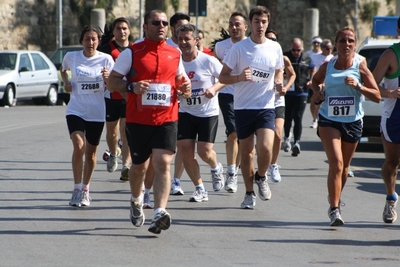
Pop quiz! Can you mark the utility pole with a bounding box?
[57,0,62,48]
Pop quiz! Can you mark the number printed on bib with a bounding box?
[77,76,104,94]
[183,88,204,106]
[250,62,274,83]
[142,83,171,107]
[327,96,355,117]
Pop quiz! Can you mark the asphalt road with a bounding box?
[0,104,398,267]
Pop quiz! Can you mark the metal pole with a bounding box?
[139,0,144,38]
[355,0,359,40]
[57,0,62,48]
[195,0,198,29]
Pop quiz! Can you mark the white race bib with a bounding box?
[327,96,356,117]
[76,76,104,95]
[141,83,172,107]
[250,62,274,83]
[181,88,205,106]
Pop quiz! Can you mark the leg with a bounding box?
[179,139,201,186]
[255,128,275,176]
[271,117,284,165]
[226,131,240,170]
[82,142,98,186]
[70,131,85,185]
[239,134,255,192]
[106,120,119,155]
[381,136,400,196]
[119,118,131,167]
[151,148,174,209]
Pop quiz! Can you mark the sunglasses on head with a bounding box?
[266,36,277,42]
[151,20,168,27]
[338,38,355,44]
[291,49,301,52]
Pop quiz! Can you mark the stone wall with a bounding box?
[0,0,396,56]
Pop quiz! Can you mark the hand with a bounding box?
[65,83,72,92]
[344,76,358,89]
[177,76,191,98]
[239,66,252,82]
[101,66,110,81]
[204,87,216,98]
[312,90,325,105]
[133,80,150,95]
[275,81,284,96]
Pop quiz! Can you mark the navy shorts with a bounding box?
[178,112,218,143]
[105,98,126,122]
[218,93,236,136]
[317,114,362,143]
[66,115,104,146]
[125,122,177,164]
[381,117,400,144]
[234,109,275,139]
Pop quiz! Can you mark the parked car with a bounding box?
[0,50,59,106]
[356,37,398,137]
[49,45,82,104]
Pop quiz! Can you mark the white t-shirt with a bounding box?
[215,38,243,95]
[311,53,334,70]
[179,51,222,117]
[166,38,179,48]
[223,37,284,110]
[62,50,114,122]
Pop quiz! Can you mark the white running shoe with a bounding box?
[241,193,256,209]
[225,172,238,193]
[211,163,224,191]
[383,194,398,223]
[170,179,184,195]
[189,188,209,202]
[255,176,271,201]
[268,164,281,183]
[69,189,82,207]
[143,191,153,209]
[80,190,91,206]
[310,120,318,128]
[130,200,145,227]
[148,210,171,234]
[107,155,118,173]
[328,208,344,226]
[282,137,291,152]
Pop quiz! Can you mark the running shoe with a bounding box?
[383,194,398,223]
[225,172,238,193]
[310,120,318,128]
[241,193,256,209]
[328,208,344,226]
[189,188,209,202]
[291,142,301,157]
[148,210,171,234]
[170,179,184,195]
[143,191,153,209]
[255,176,271,201]
[268,164,281,183]
[80,190,91,206]
[130,200,145,227]
[107,155,118,173]
[347,168,355,177]
[211,163,224,191]
[69,189,82,207]
[120,166,129,181]
[282,137,291,152]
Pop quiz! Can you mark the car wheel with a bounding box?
[1,84,15,106]
[44,85,58,106]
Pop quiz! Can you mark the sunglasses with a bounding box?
[291,49,301,52]
[338,38,355,44]
[151,20,169,27]
[266,36,277,42]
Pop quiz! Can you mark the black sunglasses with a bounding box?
[291,49,301,52]
[266,36,277,42]
[151,20,169,27]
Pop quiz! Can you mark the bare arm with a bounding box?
[219,64,251,84]
[60,65,71,92]
[372,49,400,99]
[204,82,225,98]
[352,59,381,103]
[274,68,283,95]
[282,56,296,95]
[311,62,327,103]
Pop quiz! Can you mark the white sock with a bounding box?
[74,184,82,190]
[227,165,236,174]
[195,183,205,190]
[154,208,165,216]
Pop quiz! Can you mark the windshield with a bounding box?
[0,53,17,70]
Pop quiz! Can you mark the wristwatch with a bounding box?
[356,83,362,91]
